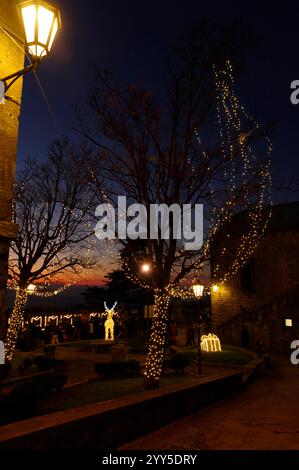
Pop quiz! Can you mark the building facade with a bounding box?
[0,1,25,339]
[211,202,299,353]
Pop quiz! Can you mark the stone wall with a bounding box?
[0,1,25,338]
[211,230,299,351]
[0,372,243,450]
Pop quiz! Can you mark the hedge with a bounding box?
[94,360,140,379]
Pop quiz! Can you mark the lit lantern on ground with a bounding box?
[201,333,222,352]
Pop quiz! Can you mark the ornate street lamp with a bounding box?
[192,281,204,376]
[1,0,61,94]
[18,0,61,59]
[192,283,204,299]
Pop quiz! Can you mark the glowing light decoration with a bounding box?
[90,312,100,318]
[47,315,58,326]
[5,287,28,360]
[30,316,43,328]
[102,301,118,341]
[141,262,151,274]
[201,333,222,352]
[17,0,61,59]
[61,314,73,325]
[212,284,219,293]
[27,283,36,294]
[144,291,170,387]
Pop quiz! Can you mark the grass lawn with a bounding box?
[57,340,100,350]
[57,339,146,352]
[186,346,253,365]
[36,374,192,415]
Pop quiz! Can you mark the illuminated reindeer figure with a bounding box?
[103,301,118,341]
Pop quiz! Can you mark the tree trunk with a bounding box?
[144,290,170,389]
[5,287,27,361]
[0,240,9,343]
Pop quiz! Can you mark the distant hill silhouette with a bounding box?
[7,285,97,311]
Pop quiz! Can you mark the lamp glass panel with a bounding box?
[28,44,36,56]
[31,44,47,57]
[21,5,36,44]
[37,5,54,45]
[48,17,58,51]
[193,284,204,298]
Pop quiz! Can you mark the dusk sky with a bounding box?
[16,0,299,285]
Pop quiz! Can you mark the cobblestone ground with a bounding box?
[120,356,299,450]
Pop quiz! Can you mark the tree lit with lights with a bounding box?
[6,140,97,359]
[80,24,272,388]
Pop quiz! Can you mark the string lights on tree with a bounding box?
[75,25,273,388]
[5,140,99,360]
[124,61,271,387]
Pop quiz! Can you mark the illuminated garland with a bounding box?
[144,290,170,387]
[5,287,28,361]
[210,61,272,284]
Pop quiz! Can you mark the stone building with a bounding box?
[211,201,299,353]
[0,1,25,339]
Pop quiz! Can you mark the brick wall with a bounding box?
[0,1,25,337]
[211,229,299,351]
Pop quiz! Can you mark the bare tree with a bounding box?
[78,23,272,388]
[6,139,97,359]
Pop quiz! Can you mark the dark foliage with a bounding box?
[167,353,191,374]
[94,359,141,379]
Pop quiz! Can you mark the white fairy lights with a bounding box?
[201,333,222,352]
[126,61,271,386]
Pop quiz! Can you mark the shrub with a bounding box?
[0,363,12,382]
[33,355,55,371]
[23,358,33,368]
[129,339,146,353]
[33,373,69,393]
[126,359,140,376]
[18,358,34,374]
[51,373,69,391]
[94,360,140,379]
[167,353,191,374]
[52,359,69,373]
[33,355,69,373]
[0,380,43,423]
[44,345,56,357]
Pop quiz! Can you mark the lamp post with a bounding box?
[141,262,151,341]
[192,281,204,376]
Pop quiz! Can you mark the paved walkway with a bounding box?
[120,356,299,450]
